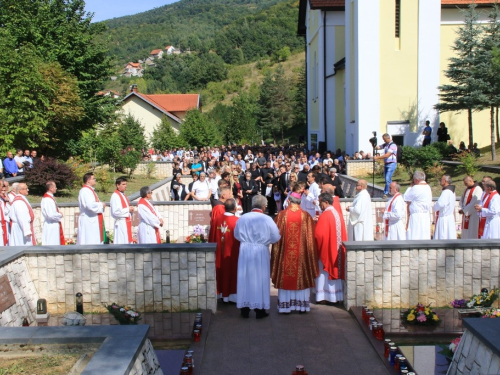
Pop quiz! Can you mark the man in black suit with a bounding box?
[329,168,345,198]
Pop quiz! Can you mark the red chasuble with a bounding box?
[271,204,319,290]
[213,213,240,297]
[208,204,226,243]
[332,196,347,240]
[114,189,133,243]
[43,193,65,245]
[13,196,36,245]
[315,206,347,280]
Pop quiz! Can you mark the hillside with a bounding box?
[99,0,287,63]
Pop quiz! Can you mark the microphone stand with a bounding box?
[372,144,376,198]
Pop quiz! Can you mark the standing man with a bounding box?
[208,186,232,242]
[422,120,432,146]
[110,177,134,244]
[214,198,240,303]
[346,180,374,241]
[300,172,320,217]
[234,195,280,319]
[459,176,483,239]
[137,186,163,244]
[0,181,8,246]
[404,170,432,240]
[329,168,345,198]
[383,182,406,240]
[3,151,18,178]
[41,181,65,245]
[10,183,36,246]
[373,133,398,199]
[475,180,500,239]
[77,173,106,245]
[14,149,25,175]
[314,192,347,304]
[433,175,457,240]
[271,188,319,314]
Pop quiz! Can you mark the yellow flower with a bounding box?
[410,309,415,314]
[407,313,416,321]
[425,308,430,314]
[432,314,439,321]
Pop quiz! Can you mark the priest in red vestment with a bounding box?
[314,192,348,304]
[321,183,346,235]
[271,183,319,314]
[214,198,240,303]
[208,186,232,242]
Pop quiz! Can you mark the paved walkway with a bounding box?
[199,288,390,375]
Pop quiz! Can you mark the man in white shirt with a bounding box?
[300,172,320,217]
[208,170,220,200]
[346,179,374,241]
[383,182,405,240]
[404,170,432,240]
[433,175,457,240]
[41,181,64,245]
[14,149,25,175]
[459,175,483,239]
[110,176,135,244]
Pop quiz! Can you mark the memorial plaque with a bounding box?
[375,207,385,223]
[188,210,211,226]
[74,212,80,229]
[0,274,16,313]
[132,211,140,227]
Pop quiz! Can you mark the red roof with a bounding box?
[137,93,199,112]
[309,0,496,8]
[126,62,142,68]
[165,45,173,50]
[150,49,162,55]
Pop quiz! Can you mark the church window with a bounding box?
[395,0,401,38]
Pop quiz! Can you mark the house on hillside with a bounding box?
[150,49,164,59]
[96,90,121,99]
[123,62,143,77]
[120,84,201,140]
[145,57,156,68]
[165,45,177,55]
[298,0,496,154]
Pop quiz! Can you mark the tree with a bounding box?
[435,4,484,148]
[293,64,307,130]
[180,110,222,148]
[150,118,185,150]
[227,93,258,144]
[116,115,147,175]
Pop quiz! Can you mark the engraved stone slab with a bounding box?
[188,210,211,226]
[0,275,16,313]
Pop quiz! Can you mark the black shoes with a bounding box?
[255,309,269,319]
[240,307,250,318]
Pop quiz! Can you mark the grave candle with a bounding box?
[389,347,398,366]
[384,339,391,357]
[193,329,201,342]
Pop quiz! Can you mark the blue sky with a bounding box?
[85,0,179,22]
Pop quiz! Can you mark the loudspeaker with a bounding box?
[318,141,326,154]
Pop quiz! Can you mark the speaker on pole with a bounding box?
[318,141,326,155]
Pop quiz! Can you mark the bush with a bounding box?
[456,153,479,177]
[93,168,113,193]
[426,162,446,186]
[24,158,77,194]
[401,145,443,176]
[65,157,92,189]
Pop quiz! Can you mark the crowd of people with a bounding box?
[1,149,39,178]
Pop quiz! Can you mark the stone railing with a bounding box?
[133,162,172,179]
[338,174,385,198]
[344,240,500,310]
[0,243,217,326]
[345,159,382,178]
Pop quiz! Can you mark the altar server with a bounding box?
[110,176,134,244]
[383,182,406,240]
[41,181,65,245]
[433,175,457,240]
[77,173,106,245]
[346,179,374,241]
[404,170,432,240]
[137,186,163,244]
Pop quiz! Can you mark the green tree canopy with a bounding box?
[180,110,222,148]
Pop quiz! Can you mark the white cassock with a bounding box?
[347,189,374,241]
[0,198,9,246]
[479,192,500,239]
[383,193,406,240]
[433,187,457,240]
[137,200,162,244]
[77,185,104,245]
[10,196,35,246]
[110,191,132,244]
[300,181,320,217]
[41,193,63,245]
[404,183,432,240]
[234,210,281,310]
[459,185,483,239]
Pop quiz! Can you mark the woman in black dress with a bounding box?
[241,171,258,213]
[437,122,449,143]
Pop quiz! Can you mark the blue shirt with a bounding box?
[4,158,18,174]
[423,126,432,140]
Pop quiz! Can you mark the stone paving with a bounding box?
[199,288,390,375]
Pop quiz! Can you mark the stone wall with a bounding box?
[345,160,382,178]
[344,240,500,310]
[129,338,164,375]
[0,255,39,327]
[133,162,173,179]
[24,245,217,314]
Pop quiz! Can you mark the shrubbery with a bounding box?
[401,143,449,176]
[24,158,77,194]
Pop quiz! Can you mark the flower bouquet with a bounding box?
[439,336,461,361]
[482,308,500,318]
[450,299,468,308]
[185,225,207,243]
[466,288,499,308]
[401,303,440,326]
[65,238,77,245]
[107,303,141,325]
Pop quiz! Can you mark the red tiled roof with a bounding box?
[150,49,162,55]
[309,0,496,9]
[165,45,172,50]
[126,62,142,68]
[137,93,199,112]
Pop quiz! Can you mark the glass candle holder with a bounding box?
[394,354,402,371]
[195,323,202,333]
[180,367,189,374]
[365,310,373,324]
[384,339,391,357]
[361,305,368,321]
[389,347,398,366]
[400,370,408,375]
[193,329,201,342]
[375,323,385,341]
[399,357,407,374]
[369,317,376,330]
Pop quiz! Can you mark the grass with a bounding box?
[0,354,81,375]
[27,174,162,204]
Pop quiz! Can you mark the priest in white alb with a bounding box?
[383,182,406,240]
[0,180,9,246]
[459,176,482,239]
[475,180,500,239]
[10,183,36,246]
[404,170,432,240]
[77,172,106,245]
[110,176,134,244]
[137,186,163,244]
[433,175,457,240]
[41,181,65,245]
[300,172,321,217]
[346,179,374,241]
[234,195,280,319]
